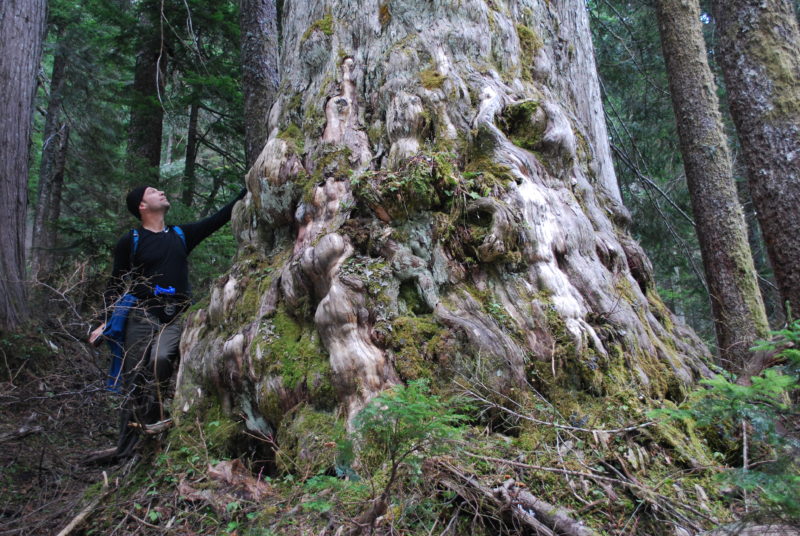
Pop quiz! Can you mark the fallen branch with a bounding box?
[0,425,43,444]
[426,458,598,536]
[128,418,173,435]
[56,472,112,536]
[465,451,713,527]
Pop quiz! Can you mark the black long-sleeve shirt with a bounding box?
[102,190,245,321]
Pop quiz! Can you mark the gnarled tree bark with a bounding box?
[174,0,712,498]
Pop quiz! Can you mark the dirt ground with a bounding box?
[0,330,121,536]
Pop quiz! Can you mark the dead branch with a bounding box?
[0,425,43,444]
[426,458,598,536]
[457,380,654,435]
[55,473,112,536]
[128,418,173,435]
[465,451,713,529]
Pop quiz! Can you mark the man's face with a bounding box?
[140,187,170,214]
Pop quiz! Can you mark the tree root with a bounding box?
[425,458,598,536]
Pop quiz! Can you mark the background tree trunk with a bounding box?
[126,2,167,182]
[655,0,769,372]
[239,0,279,170]
[182,101,200,206]
[0,0,47,331]
[710,0,800,317]
[175,0,711,471]
[32,39,69,277]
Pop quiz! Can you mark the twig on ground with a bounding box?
[55,472,112,536]
[0,425,43,444]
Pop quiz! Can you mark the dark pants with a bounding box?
[115,308,182,458]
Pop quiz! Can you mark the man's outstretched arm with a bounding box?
[179,188,247,252]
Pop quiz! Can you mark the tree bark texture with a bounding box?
[175,0,712,447]
[33,40,69,276]
[126,3,167,182]
[239,0,279,170]
[0,0,47,331]
[711,0,800,317]
[655,0,769,372]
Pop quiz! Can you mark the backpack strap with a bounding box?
[172,225,186,249]
[129,229,140,266]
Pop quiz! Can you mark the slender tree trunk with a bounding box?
[33,39,69,276]
[0,0,47,331]
[239,0,279,169]
[174,5,714,522]
[710,0,800,318]
[655,0,769,371]
[200,171,222,217]
[126,2,167,183]
[42,125,69,274]
[182,102,200,206]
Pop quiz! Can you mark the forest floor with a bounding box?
[0,331,120,536]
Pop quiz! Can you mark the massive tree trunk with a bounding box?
[655,0,769,372]
[239,0,279,169]
[174,1,714,520]
[710,0,800,317]
[126,1,167,182]
[32,39,69,277]
[0,0,47,331]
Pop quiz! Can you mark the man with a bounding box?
[89,185,246,461]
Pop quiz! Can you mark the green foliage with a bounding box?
[652,321,800,519]
[354,380,467,474]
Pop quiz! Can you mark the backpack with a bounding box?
[104,225,187,391]
[130,225,186,261]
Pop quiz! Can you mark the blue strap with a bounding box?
[130,226,185,260]
[172,225,186,248]
[130,229,139,264]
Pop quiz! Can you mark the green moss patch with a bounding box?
[302,12,334,42]
[250,306,335,422]
[419,68,446,90]
[381,315,449,382]
[277,123,305,154]
[498,100,544,152]
[275,404,345,477]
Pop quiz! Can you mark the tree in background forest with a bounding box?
[655,0,769,372]
[590,1,715,340]
[711,0,800,318]
[239,0,279,168]
[0,0,47,331]
[126,0,168,182]
[589,1,788,343]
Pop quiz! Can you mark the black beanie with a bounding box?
[126,186,148,220]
